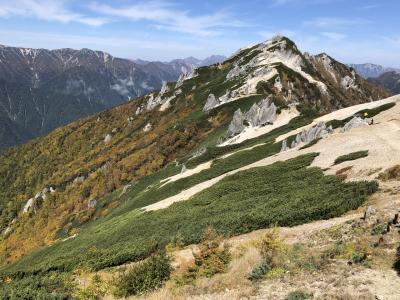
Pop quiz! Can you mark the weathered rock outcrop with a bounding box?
[146,83,170,110]
[225,98,277,138]
[121,184,132,195]
[203,94,219,112]
[258,99,277,126]
[88,199,97,209]
[23,197,42,214]
[291,122,333,148]
[227,109,246,137]
[281,122,333,151]
[190,147,207,160]
[176,69,197,88]
[143,123,152,132]
[144,83,182,111]
[3,226,12,236]
[341,116,370,132]
[104,134,112,143]
[73,176,85,184]
[181,164,187,174]
[280,139,290,152]
[226,64,247,79]
[160,82,170,95]
[22,186,55,215]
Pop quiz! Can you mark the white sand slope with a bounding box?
[144,95,400,212]
[276,95,399,143]
[159,161,212,187]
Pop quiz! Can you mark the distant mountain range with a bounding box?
[134,55,226,68]
[348,63,400,79]
[368,71,400,94]
[0,44,225,151]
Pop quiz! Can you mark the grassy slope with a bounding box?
[2,153,378,277]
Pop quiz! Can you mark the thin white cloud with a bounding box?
[304,17,370,28]
[271,0,293,6]
[320,31,347,41]
[359,4,380,10]
[0,0,109,26]
[272,0,344,6]
[88,1,246,36]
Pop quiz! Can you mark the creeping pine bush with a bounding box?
[286,290,312,300]
[193,227,231,278]
[334,150,369,165]
[174,227,231,286]
[248,260,270,281]
[371,223,387,235]
[113,253,171,297]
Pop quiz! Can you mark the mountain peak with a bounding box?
[349,63,400,79]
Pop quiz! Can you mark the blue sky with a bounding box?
[0,0,399,66]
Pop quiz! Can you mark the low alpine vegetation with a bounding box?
[1,153,378,298]
[286,290,313,300]
[112,252,171,297]
[173,227,231,286]
[334,150,369,165]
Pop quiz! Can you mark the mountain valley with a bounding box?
[0,44,224,151]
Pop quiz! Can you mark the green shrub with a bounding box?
[299,138,321,150]
[248,260,270,281]
[173,227,231,286]
[191,227,231,278]
[371,223,387,235]
[286,290,312,300]
[113,253,171,297]
[334,150,369,165]
[0,271,73,300]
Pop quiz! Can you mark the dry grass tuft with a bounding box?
[378,165,400,181]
